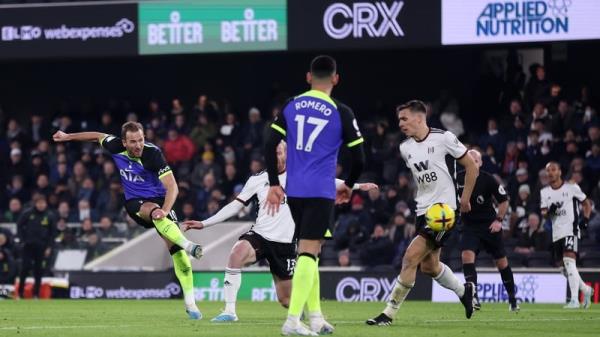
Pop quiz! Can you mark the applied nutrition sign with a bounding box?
[442,0,600,45]
[138,0,286,55]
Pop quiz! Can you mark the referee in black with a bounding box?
[17,194,56,299]
[457,149,519,312]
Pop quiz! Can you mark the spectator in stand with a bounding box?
[98,216,121,238]
[28,114,50,145]
[552,100,576,138]
[514,213,550,261]
[163,128,196,171]
[6,119,29,150]
[221,163,242,197]
[78,217,98,240]
[171,98,185,117]
[76,199,98,223]
[96,160,117,191]
[181,202,198,222]
[2,197,23,223]
[216,112,241,149]
[77,177,97,207]
[95,178,124,218]
[55,218,79,250]
[56,201,75,223]
[196,172,216,214]
[359,224,394,267]
[501,99,525,130]
[67,161,87,199]
[190,151,222,188]
[84,233,107,263]
[364,186,389,226]
[189,113,217,150]
[99,111,120,136]
[172,114,189,136]
[242,107,265,152]
[338,249,351,267]
[8,148,28,182]
[30,151,49,179]
[6,175,29,205]
[479,118,506,161]
[524,64,551,110]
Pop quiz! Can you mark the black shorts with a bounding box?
[124,197,178,229]
[416,214,454,248]
[552,235,578,261]
[239,231,296,280]
[460,227,506,260]
[288,197,334,240]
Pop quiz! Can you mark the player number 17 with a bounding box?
[294,115,328,152]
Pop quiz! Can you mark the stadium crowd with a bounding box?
[1,63,600,284]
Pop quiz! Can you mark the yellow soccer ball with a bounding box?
[425,203,456,232]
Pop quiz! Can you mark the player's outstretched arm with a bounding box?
[182,200,245,231]
[334,179,378,191]
[457,153,479,213]
[52,130,107,143]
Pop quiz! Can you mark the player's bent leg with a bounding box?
[213,240,257,322]
[461,250,480,310]
[423,249,474,319]
[274,276,291,309]
[163,239,201,320]
[367,236,429,326]
[140,202,203,259]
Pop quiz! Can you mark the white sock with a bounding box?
[564,257,581,303]
[182,241,193,253]
[434,262,465,298]
[382,277,414,318]
[286,314,300,324]
[184,292,196,308]
[224,268,241,314]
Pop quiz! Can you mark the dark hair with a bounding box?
[121,121,144,139]
[310,55,337,79]
[396,100,427,114]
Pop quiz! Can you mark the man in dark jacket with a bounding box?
[17,194,56,298]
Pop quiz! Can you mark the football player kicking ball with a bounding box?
[183,142,378,323]
[541,162,593,309]
[53,122,203,319]
[367,100,479,326]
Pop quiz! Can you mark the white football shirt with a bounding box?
[399,128,467,216]
[236,171,295,243]
[540,182,587,242]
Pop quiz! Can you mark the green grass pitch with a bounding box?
[0,300,598,336]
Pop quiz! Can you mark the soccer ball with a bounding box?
[425,203,456,232]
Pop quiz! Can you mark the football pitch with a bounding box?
[0,300,598,337]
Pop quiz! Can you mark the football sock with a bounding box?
[463,263,477,294]
[306,257,322,315]
[499,266,516,303]
[383,276,414,318]
[153,217,192,251]
[434,262,465,297]
[172,249,195,307]
[563,257,580,303]
[224,267,242,314]
[288,254,317,320]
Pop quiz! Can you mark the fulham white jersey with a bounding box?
[540,182,587,242]
[399,128,467,216]
[236,171,295,243]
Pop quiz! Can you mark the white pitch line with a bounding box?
[0,324,141,331]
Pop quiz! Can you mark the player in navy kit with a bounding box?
[265,55,365,336]
[53,122,203,319]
